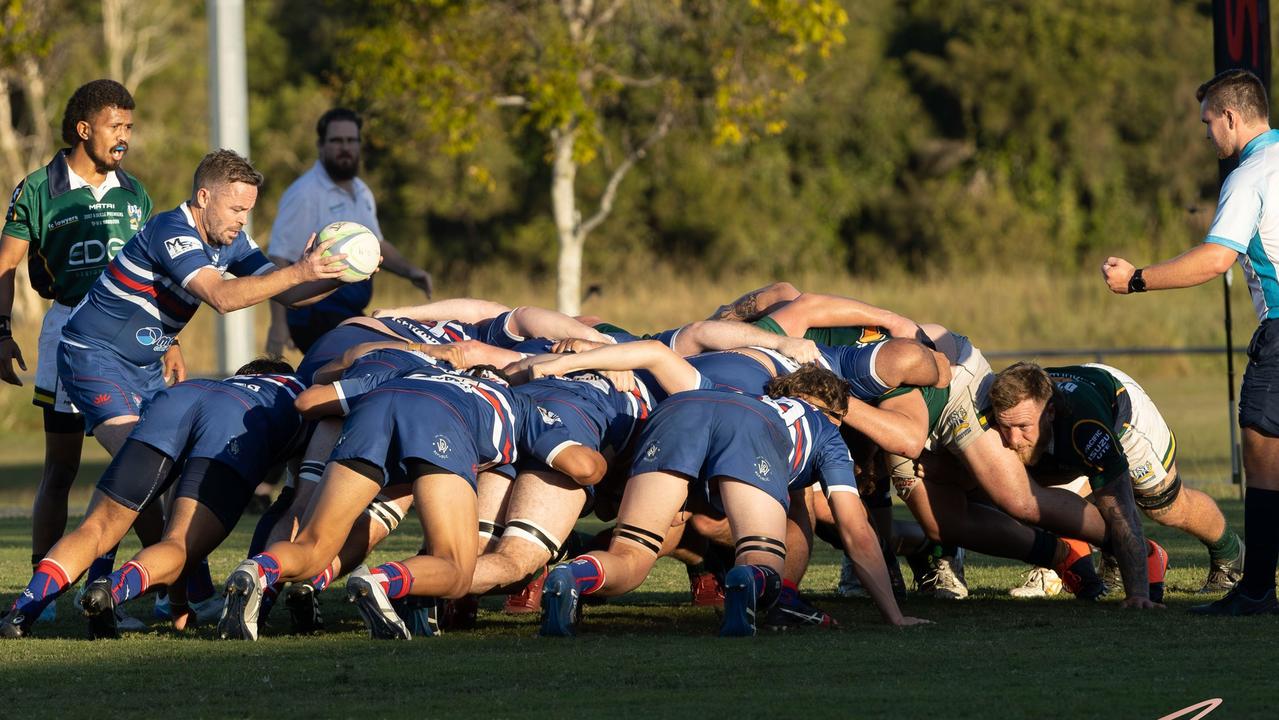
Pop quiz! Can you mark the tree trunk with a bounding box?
[551,126,583,315]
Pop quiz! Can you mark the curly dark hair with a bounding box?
[61,79,135,147]
[235,356,295,376]
[765,365,851,416]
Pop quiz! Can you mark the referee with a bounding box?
[1102,69,1279,615]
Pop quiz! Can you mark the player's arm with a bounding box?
[842,390,931,459]
[373,298,512,323]
[294,383,344,419]
[1102,243,1238,294]
[186,236,345,313]
[548,444,608,487]
[505,306,615,344]
[768,292,922,340]
[377,239,432,297]
[531,339,702,395]
[669,319,819,363]
[708,281,801,321]
[0,234,30,385]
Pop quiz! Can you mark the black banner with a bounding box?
[1214,0,1271,177]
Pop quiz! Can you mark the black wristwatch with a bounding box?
[1127,268,1147,294]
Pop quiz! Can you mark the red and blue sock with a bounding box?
[13,559,71,620]
[566,555,606,595]
[249,552,283,587]
[308,567,334,593]
[370,562,414,600]
[747,565,782,610]
[107,561,150,606]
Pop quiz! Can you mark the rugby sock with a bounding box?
[87,546,118,583]
[14,559,70,619]
[308,567,334,593]
[1240,487,1279,595]
[1204,527,1243,565]
[1146,540,1168,603]
[250,552,283,587]
[748,565,782,610]
[566,555,606,595]
[1022,528,1060,569]
[779,578,801,607]
[187,558,216,603]
[371,562,414,600]
[107,561,150,605]
[260,582,282,618]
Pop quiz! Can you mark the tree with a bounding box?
[337,0,847,314]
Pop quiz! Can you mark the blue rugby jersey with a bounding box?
[330,347,452,414]
[62,203,273,365]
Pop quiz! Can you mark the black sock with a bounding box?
[1022,529,1060,569]
[1241,487,1279,595]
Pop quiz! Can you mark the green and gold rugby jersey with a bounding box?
[3,150,151,306]
[1032,365,1130,488]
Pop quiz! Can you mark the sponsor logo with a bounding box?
[49,215,78,230]
[131,393,142,407]
[538,406,561,426]
[1129,461,1155,484]
[136,327,163,346]
[88,202,115,210]
[642,441,661,461]
[67,238,124,266]
[127,203,143,231]
[92,393,112,406]
[6,180,24,221]
[433,434,452,459]
[857,327,887,346]
[1082,429,1111,463]
[944,408,971,439]
[163,236,200,259]
[754,456,772,481]
[1059,381,1079,393]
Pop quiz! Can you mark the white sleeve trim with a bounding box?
[334,382,350,415]
[180,265,215,288]
[544,440,581,467]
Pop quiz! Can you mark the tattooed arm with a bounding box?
[708,282,801,322]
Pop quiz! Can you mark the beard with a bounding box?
[323,152,360,181]
[86,141,125,173]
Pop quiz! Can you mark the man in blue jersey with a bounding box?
[0,358,309,638]
[1103,69,1279,615]
[57,149,351,456]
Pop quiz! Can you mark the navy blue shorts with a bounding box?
[96,439,177,512]
[628,392,792,512]
[329,386,483,489]
[1241,319,1279,436]
[57,341,165,433]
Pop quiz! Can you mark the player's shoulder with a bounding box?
[114,167,149,197]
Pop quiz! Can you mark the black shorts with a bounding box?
[1240,320,1279,436]
[175,457,257,531]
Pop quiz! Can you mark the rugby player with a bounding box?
[1102,69,1279,615]
[0,358,308,638]
[0,80,166,623]
[540,366,930,636]
[991,362,1241,596]
[217,363,528,640]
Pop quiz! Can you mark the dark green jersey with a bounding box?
[877,384,950,430]
[3,150,151,305]
[751,316,890,348]
[1031,365,1128,488]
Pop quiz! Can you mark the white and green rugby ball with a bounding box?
[319,221,380,282]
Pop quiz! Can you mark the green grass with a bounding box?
[0,500,1271,719]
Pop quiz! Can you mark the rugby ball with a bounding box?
[319,221,380,282]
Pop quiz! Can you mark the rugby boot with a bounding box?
[36,600,56,625]
[0,605,34,639]
[837,556,867,598]
[1199,540,1245,594]
[539,565,581,637]
[1189,585,1279,616]
[689,570,726,607]
[346,565,411,640]
[440,594,479,630]
[79,577,119,640]
[217,559,267,641]
[719,565,758,637]
[762,588,838,631]
[285,582,324,634]
[1009,567,1063,598]
[1056,540,1106,602]
[1146,539,1169,604]
[504,570,547,614]
[929,551,969,600]
[1100,553,1123,594]
[392,595,441,637]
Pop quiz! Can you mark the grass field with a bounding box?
[0,271,1268,718]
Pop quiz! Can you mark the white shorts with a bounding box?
[927,334,994,455]
[1083,363,1176,498]
[33,302,79,415]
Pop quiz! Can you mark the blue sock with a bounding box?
[107,561,150,605]
[13,559,71,620]
[747,565,782,609]
[250,552,283,587]
[566,556,605,594]
[372,562,414,600]
[87,546,119,584]
[308,567,334,592]
[186,558,215,603]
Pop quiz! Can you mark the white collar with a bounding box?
[65,160,122,201]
